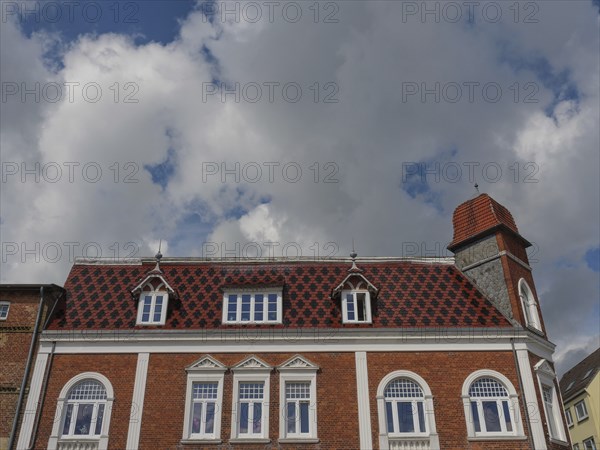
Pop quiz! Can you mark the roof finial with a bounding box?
[154,240,163,272]
[474,183,480,195]
[349,238,360,271]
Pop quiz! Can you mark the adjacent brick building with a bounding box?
[15,194,570,449]
[0,284,65,450]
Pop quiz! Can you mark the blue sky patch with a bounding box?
[585,247,600,272]
[144,147,177,191]
[14,0,196,45]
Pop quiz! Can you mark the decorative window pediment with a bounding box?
[534,359,556,378]
[233,355,272,371]
[186,356,227,372]
[278,355,319,371]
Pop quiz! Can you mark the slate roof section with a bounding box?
[559,347,600,401]
[46,258,512,330]
[448,193,528,250]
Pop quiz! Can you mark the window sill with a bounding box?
[278,438,320,444]
[576,416,589,423]
[229,438,271,444]
[180,439,222,444]
[549,438,569,446]
[468,435,527,441]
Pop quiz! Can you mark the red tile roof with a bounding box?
[46,258,512,330]
[448,194,522,250]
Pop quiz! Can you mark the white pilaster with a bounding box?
[355,351,373,450]
[126,352,149,450]
[16,352,48,450]
[516,349,547,449]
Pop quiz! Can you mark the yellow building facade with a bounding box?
[560,348,600,450]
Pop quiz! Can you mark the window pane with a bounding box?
[228,295,238,321]
[253,403,262,433]
[153,297,163,322]
[255,294,264,321]
[205,403,215,434]
[471,401,481,432]
[417,401,425,433]
[74,404,94,435]
[398,402,415,433]
[357,293,366,321]
[502,401,513,432]
[300,402,310,434]
[94,404,105,435]
[241,294,251,321]
[287,402,296,433]
[346,294,355,321]
[239,402,249,433]
[62,404,73,435]
[268,294,277,320]
[482,401,501,432]
[191,402,202,434]
[386,401,394,433]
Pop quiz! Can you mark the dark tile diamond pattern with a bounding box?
[48,261,511,330]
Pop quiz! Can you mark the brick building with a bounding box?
[0,284,65,450]
[15,194,570,449]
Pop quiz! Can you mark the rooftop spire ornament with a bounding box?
[154,240,163,272]
[349,239,360,272]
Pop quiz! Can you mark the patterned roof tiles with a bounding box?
[47,259,511,330]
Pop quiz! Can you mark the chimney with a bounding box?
[447,193,545,333]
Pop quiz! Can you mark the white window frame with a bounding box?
[583,437,597,450]
[222,288,282,324]
[136,283,169,325]
[48,373,114,450]
[518,279,542,332]
[575,400,589,422]
[230,356,272,442]
[461,370,525,440]
[376,370,439,449]
[565,408,573,427]
[278,356,319,443]
[181,356,226,443]
[0,301,10,320]
[533,359,567,443]
[574,444,581,450]
[341,289,372,324]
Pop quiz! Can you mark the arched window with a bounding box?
[384,379,426,434]
[518,279,541,332]
[48,373,114,450]
[61,380,107,437]
[376,371,439,449]
[462,370,524,439]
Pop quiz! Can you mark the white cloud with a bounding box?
[1,1,598,364]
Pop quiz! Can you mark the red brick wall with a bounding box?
[33,354,137,450]
[0,289,51,448]
[140,352,358,449]
[367,351,531,450]
[29,349,566,450]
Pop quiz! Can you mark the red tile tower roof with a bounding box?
[448,193,530,251]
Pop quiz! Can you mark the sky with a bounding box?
[0,0,599,376]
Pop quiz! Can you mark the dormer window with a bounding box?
[342,289,372,323]
[332,261,378,325]
[223,289,282,324]
[136,282,169,325]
